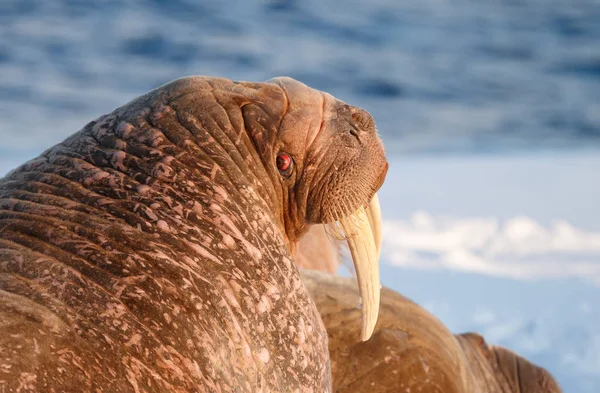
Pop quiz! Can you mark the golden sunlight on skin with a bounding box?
[295,225,342,274]
[0,76,388,392]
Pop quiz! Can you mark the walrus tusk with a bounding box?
[337,194,381,341]
[366,193,382,260]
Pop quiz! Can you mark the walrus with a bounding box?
[0,76,388,392]
[294,231,563,393]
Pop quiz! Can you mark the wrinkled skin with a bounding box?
[295,237,563,393]
[0,76,387,392]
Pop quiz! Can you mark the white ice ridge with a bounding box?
[382,211,600,285]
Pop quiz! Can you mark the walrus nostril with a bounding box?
[351,109,375,131]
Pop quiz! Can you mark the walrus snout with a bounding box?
[299,98,388,225]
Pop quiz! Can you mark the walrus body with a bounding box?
[294,222,562,393]
[0,77,388,392]
[299,270,563,393]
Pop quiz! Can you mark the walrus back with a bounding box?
[0,77,331,392]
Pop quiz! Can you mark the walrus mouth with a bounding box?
[325,193,382,341]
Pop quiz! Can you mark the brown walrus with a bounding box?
[0,76,388,392]
[295,227,563,393]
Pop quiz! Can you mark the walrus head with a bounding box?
[242,77,388,340]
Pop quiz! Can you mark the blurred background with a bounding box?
[0,0,599,391]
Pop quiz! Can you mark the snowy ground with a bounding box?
[371,151,600,393]
[380,151,600,281]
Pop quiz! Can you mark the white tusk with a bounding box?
[338,193,381,341]
[366,193,382,260]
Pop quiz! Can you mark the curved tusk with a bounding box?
[338,194,381,341]
[366,193,382,260]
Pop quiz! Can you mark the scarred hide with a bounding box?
[0,76,388,392]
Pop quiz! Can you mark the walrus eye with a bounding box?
[276,152,294,176]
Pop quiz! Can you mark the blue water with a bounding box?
[1,0,600,156]
[1,1,600,392]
